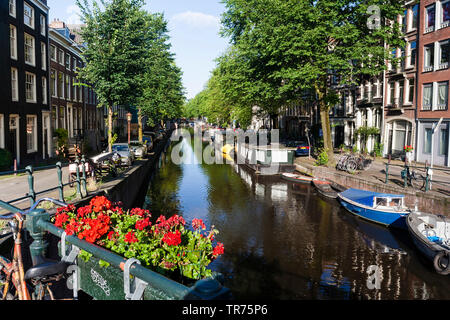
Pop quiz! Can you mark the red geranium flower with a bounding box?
[162,230,182,246]
[135,217,151,231]
[212,242,224,256]
[192,218,206,230]
[124,231,139,243]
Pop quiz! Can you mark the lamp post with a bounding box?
[127,112,132,144]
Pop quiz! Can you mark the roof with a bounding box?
[340,188,404,207]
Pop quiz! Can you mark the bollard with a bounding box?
[75,157,82,198]
[403,165,408,188]
[26,165,35,206]
[56,162,64,202]
[81,155,88,197]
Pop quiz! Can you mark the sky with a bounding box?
[46,0,231,100]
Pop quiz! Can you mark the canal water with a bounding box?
[139,131,450,300]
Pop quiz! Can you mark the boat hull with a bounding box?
[312,180,337,199]
[280,173,313,184]
[337,195,408,229]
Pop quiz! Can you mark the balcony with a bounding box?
[440,20,450,29]
[424,66,434,72]
[437,62,449,70]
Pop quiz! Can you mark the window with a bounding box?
[411,4,418,30]
[42,77,47,104]
[424,128,432,154]
[423,84,433,110]
[10,25,17,60]
[389,82,395,105]
[58,50,64,65]
[11,68,18,102]
[50,45,57,61]
[51,106,57,129]
[360,83,365,100]
[9,0,16,17]
[41,42,46,70]
[0,114,4,149]
[24,33,35,66]
[442,0,450,27]
[401,10,407,33]
[26,115,37,153]
[409,41,416,67]
[65,54,71,70]
[389,48,396,71]
[440,128,449,156]
[50,69,56,97]
[437,82,449,110]
[40,15,45,36]
[73,78,77,101]
[424,44,434,71]
[73,57,77,71]
[25,72,36,103]
[408,78,415,103]
[58,72,64,98]
[24,2,34,29]
[58,106,65,129]
[426,5,436,32]
[66,75,71,100]
[439,40,449,69]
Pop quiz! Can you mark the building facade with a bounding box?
[416,0,450,167]
[1,0,50,166]
[382,2,420,159]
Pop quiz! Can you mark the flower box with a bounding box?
[53,196,226,300]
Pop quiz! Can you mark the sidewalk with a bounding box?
[295,155,450,197]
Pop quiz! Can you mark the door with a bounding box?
[9,115,20,165]
[42,114,50,159]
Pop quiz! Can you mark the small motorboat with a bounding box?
[280,172,314,184]
[337,188,410,229]
[406,210,450,275]
[312,179,347,199]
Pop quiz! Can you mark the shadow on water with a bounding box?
[137,131,450,300]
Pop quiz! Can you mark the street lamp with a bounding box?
[127,112,132,144]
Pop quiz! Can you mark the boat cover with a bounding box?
[339,188,404,207]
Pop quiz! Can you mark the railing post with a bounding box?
[25,208,50,266]
[26,165,35,206]
[75,157,82,198]
[56,162,64,202]
[81,155,88,197]
[425,163,430,192]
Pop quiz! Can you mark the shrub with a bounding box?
[315,148,329,166]
[0,148,13,171]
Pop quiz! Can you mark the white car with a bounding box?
[112,143,135,166]
[129,141,147,158]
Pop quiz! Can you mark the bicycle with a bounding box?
[401,165,430,191]
[0,198,69,300]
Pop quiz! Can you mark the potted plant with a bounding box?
[52,196,224,283]
[404,145,414,165]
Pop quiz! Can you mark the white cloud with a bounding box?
[66,5,82,25]
[171,11,220,29]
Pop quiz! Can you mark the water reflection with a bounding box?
[140,131,450,300]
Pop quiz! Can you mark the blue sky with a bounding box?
[47,0,230,100]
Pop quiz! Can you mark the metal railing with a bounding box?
[0,156,90,207]
[383,156,450,192]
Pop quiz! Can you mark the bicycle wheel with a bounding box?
[410,173,424,190]
[346,160,358,173]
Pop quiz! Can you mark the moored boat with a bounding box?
[337,188,409,229]
[406,210,450,275]
[280,172,314,184]
[312,179,347,199]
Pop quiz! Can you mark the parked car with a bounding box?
[142,136,153,152]
[129,141,147,158]
[294,140,312,157]
[112,143,135,166]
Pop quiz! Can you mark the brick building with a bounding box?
[416,0,450,166]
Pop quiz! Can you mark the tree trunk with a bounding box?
[138,108,143,143]
[108,105,113,153]
[315,83,335,166]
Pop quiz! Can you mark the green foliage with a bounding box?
[355,126,380,154]
[374,142,384,158]
[315,148,329,166]
[0,149,13,171]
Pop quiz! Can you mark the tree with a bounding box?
[76,0,153,152]
[220,0,405,164]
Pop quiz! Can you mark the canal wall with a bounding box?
[295,162,449,217]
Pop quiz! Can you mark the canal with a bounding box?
[138,131,450,300]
